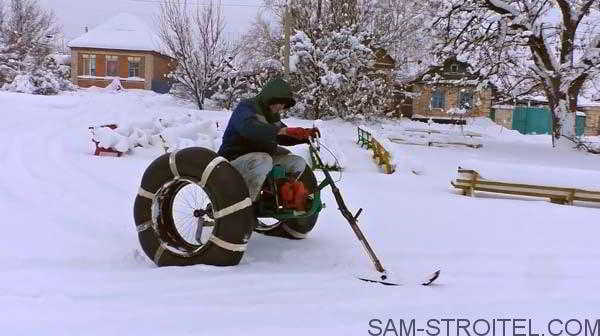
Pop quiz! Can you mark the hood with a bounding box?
[256,77,296,110]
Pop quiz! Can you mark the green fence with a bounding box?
[512,107,585,136]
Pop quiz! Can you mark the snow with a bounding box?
[2,89,600,335]
[67,13,164,54]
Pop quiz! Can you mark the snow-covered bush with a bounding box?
[90,114,219,154]
[2,56,74,95]
[0,0,72,95]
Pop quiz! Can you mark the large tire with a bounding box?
[133,147,254,267]
[255,166,319,239]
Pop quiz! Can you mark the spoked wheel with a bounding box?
[133,147,255,267]
[160,179,214,248]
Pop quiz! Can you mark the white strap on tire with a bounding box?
[200,156,227,187]
[136,220,152,233]
[153,244,166,264]
[138,187,155,200]
[169,150,180,178]
[209,235,247,252]
[213,197,252,219]
[281,224,308,239]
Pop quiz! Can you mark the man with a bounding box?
[218,77,319,211]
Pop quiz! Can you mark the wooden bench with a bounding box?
[451,168,600,205]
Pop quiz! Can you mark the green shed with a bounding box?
[512,107,585,136]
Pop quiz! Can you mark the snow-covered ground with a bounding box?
[1,89,599,335]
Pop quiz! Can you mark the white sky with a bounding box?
[39,0,268,41]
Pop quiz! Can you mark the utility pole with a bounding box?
[284,0,291,75]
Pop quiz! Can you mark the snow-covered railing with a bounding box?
[356,126,395,174]
[388,128,483,149]
[452,168,600,206]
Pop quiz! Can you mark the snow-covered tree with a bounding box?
[0,0,73,95]
[3,55,74,94]
[432,0,600,147]
[158,0,235,110]
[242,0,394,119]
[210,59,283,110]
[289,27,393,119]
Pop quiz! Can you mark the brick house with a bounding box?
[68,13,176,92]
[578,98,600,136]
[402,58,493,119]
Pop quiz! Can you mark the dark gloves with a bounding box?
[285,127,321,141]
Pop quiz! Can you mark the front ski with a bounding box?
[358,270,440,286]
[421,270,441,286]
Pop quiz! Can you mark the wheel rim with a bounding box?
[153,178,215,254]
[171,182,213,245]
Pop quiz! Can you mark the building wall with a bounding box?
[580,106,600,136]
[491,105,600,136]
[492,107,514,129]
[71,48,162,90]
[153,54,176,80]
[412,84,492,118]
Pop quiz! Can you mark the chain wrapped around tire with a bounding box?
[133,147,254,267]
[255,166,319,240]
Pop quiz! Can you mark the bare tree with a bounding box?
[158,0,233,109]
[432,0,600,147]
[235,12,283,71]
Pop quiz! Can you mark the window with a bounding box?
[459,90,474,110]
[106,55,118,77]
[450,63,459,73]
[82,54,96,76]
[431,88,445,108]
[128,57,141,78]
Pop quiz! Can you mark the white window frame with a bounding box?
[128,57,141,78]
[82,54,96,76]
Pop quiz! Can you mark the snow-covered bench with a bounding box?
[451,168,600,205]
[388,128,483,149]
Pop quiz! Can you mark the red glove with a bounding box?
[285,127,320,140]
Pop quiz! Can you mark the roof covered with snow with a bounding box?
[67,13,165,54]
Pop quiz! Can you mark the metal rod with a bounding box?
[309,140,387,275]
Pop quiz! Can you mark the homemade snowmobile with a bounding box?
[133,137,439,286]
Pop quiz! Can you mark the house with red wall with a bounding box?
[68,13,176,92]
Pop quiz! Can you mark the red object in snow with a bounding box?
[88,124,123,157]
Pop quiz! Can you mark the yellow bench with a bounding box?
[451,168,600,205]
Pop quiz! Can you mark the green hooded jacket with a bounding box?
[217,77,302,161]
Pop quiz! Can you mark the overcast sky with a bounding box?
[38,0,268,41]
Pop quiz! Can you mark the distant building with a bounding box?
[406,58,493,119]
[67,13,176,92]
